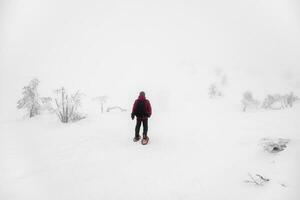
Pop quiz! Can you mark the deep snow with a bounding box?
[1,0,300,199]
[1,95,300,200]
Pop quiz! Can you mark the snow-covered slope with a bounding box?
[1,0,300,199]
[1,95,299,200]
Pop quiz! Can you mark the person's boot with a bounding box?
[133,135,141,142]
[141,135,149,145]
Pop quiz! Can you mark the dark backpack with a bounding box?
[135,100,147,117]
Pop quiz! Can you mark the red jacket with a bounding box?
[132,94,152,118]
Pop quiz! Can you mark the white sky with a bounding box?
[0,0,300,119]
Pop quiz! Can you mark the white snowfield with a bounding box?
[0,99,299,200]
[1,0,300,199]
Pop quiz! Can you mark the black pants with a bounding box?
[135,118,148,137]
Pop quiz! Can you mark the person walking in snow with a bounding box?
[131,91,152,145]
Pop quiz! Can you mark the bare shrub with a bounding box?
[93,96,108,113]
[262,92,299,110]
[54,87,85,123]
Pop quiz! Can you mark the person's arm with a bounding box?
[132,100,138,114]
[131,100,137,119]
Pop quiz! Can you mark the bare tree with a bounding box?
[54,87,85,123]
[93,96,108,113]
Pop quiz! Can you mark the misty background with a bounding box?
[1,0,300,120]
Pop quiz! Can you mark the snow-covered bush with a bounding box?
[260,138,289,153]
[54,87,85,123]
[208,83,223,98]
[92,96,108,113]
[241,91,260,112]
[261,92,298,110]
[17,78,52,117]
[17,78,41,117]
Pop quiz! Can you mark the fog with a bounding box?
[1,0,300,119]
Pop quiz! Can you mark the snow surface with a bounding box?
[1,98,300,200]
[1,0,300,199]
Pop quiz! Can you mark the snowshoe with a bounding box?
[141,136,149,145]
[133,136,141,142]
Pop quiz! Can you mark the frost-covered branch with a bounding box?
[245,173,269,186]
